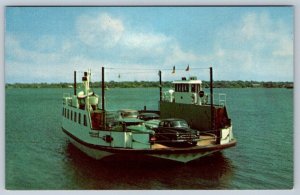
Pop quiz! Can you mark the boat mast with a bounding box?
[159,70,162,101]
[210,67,220,144]
[101,67,106,129]
[102,67,105,111]
[210,67,215,131]
[74,71,77,95]
[82,71,90,110]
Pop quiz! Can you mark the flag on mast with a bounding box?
[186,64,190,71]
[172,66,175,74]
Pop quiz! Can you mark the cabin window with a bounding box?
[62,108,64,116]
[67,109,69,119]
[71,111,73,121]
[175,84,192,92]
[84,115,87,126]
[185,84,189,92]
[191,84,196,92]
[180,84,188,92]
[74,112,77,122]
[78,113,81,124]
[197,84,200,92]
[175,84,180,92]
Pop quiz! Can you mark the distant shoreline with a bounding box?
[5,81,294,89]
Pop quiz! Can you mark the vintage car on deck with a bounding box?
[118,109,139,119]
[154,118,200,146]
[137,112,160,121]
[144,119,161,130]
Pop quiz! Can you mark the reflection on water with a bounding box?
[64,142,234,189]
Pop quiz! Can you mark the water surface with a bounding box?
[5,88,293,189]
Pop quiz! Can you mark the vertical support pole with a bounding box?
[210,67,214,130]
[102,67,105,111]
[210,67,219,144]
[210,67,213,104]
[102,67,105,129]
[159,70,162,101]
[74,71,77,96]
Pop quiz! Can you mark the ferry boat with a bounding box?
[62,67,236,163]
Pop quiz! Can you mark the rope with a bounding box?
[73,66,211,73]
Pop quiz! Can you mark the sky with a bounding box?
[4,6,294,83]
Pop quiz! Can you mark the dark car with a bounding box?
[154,118,200,146]
[138,112,160,121]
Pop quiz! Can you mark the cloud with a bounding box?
[272,37,293,57]
[75,12,201,68]
[75,13,172,55]
[5,10,293,83]
[5,35,72,82]
[240,12,274,40]
[212,11,293,81]
[122,31,170,51]
[5,60,68,83]
[76,13,124,48]
[163,44,201,65]
[34,35,57,52]
[5,34,61,64]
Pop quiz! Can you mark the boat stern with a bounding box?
[220,125,235,145]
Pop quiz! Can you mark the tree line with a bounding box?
[5,80,293,89]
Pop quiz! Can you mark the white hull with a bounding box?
[67,133,113,160]
[64,128,236,163]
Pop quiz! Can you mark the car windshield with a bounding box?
[123,111,138,118]
[170,120,188,127]
[141,113,158,117]
[119,110,138,118]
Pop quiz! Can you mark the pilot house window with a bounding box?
[184,84,189,92]
[191,84,196,92]
[84,115,87,126]
[175,84,189,92]
[191,84,200,92]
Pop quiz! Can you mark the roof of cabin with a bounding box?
[172,80,202,84]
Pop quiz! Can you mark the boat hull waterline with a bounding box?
[63,128,236,163]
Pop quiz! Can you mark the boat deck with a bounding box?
[151,134,216,149]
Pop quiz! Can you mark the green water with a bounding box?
[5,88,293,189]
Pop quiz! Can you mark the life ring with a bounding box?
[199,91,205,97]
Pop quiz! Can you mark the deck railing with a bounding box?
[207,93,226,106]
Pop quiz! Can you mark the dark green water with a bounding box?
[5,88,293,189]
